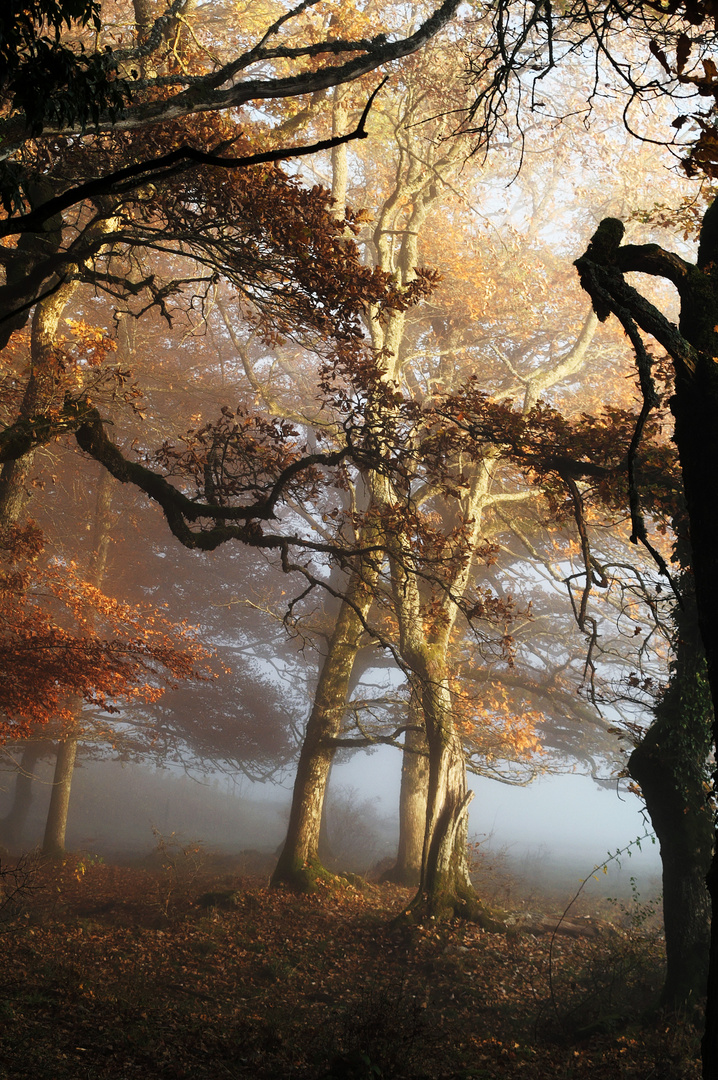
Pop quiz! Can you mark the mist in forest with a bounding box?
[0,746,661,904]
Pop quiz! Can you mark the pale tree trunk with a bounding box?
[385,306,598,916]
[382,693,428,886]
[271,84,383,893]
[330,84,350,221]
[272,556,379,891]
[41,467,114,857]
[42,734,78,857]
[378,483,479,917]
[408,643,478,918]
[270,84,450,895]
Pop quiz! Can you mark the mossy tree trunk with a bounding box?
[382,509,482,920]
[628,589,712,1007]
[408,643,478,919]
[271,557,378,891]
[575,206,718,1073]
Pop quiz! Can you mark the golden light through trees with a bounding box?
[3,0,718,1072]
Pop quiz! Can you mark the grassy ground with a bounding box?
[0,848,702,1079]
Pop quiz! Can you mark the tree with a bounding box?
[0,0,461,348]
[0,517,209,742]
[1,0,711,968]
[267,30,692,908]
[573,204,718,1073]
[628,538,713,1009]
[0,1,449,876]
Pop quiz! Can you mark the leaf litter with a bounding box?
[0,853,701,1079]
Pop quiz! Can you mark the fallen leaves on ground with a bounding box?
[0,853,701,1079]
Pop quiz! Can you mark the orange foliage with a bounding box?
[451,674,544,765]
[0,522,212,741]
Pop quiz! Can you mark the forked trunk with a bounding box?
[406,646,480,921]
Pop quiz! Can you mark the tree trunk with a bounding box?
[628,556,712,1009]
[42,736,78,858]
[672,368,718,1069]
[0,742,46,850]
[0,278,79,524]
[39,468,114,859]
[630,724,711,1008]
[317,766,336,866]
[382,695,428,887]
[575,211,718,1074]
[396,643,480,921]
[272,560,378,891]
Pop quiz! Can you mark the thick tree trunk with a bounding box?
[42,736,78,858]
[382,695,428,887]
[419,670,476,917]
[272,561,378,891]
[630,728,711,1008]
[628,560,712,1009]
[672,370,718,1070]
[403,645,480,920]
[575,212,718,1075]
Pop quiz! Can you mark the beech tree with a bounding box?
[269,31,679,910]
[3,0,716,989]
[628,528,713,1009]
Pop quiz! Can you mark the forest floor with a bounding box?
[0,846,701,1080]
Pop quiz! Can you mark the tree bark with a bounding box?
[628,554,712,1009]
[671,364,718,1069]
[271,558,378,891]
[382,694,429,887]
[38,467,115,858]
[629,711,712,1007]
[409,645,478,919]
[0,277,79,523]
[42,736,78,857]
[575,209,718,1074]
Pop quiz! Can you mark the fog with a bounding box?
[0,747,661,905]
[0,0,696,934]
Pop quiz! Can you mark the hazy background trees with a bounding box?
[2,0,718,1058]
